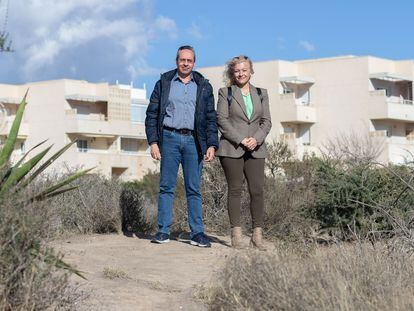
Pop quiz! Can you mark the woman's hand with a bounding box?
[241,138,250,147]
[245,137,257,150]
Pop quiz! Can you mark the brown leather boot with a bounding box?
[250,227,267,251]
[231,227,243,249]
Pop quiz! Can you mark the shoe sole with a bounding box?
[151,239,170,244]
[190,240,211,248]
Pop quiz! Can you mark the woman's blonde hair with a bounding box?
[223,55,254,86]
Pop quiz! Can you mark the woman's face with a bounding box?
[233,61,251,87]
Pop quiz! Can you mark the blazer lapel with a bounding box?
[231,85,249,120]
[250,84,261,120]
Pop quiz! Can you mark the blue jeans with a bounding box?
[158,129,204,236]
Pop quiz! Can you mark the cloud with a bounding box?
[127,57,165,79]
[3,0,178,83]
[187,22,203,40]
[299,40,315,52]
[154,16,178,39]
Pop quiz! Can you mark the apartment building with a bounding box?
[0,79,156,180]
[199,55,414,164]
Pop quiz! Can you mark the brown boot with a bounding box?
[250,227,267,251]
[231,227,243,249]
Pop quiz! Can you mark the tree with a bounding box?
[0,0,12,52]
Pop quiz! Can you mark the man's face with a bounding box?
[176,49,195,77]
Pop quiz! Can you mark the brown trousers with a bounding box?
[220,153,265,228]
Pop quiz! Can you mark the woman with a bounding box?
[216,55,272,250]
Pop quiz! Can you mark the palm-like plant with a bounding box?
[0,90,93,202]
[0,90,91,279]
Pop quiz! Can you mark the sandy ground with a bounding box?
[53,233,237,311]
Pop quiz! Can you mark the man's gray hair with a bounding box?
[176,45,196,62]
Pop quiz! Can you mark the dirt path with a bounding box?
[53,233,235,311]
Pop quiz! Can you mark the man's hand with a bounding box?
[204,146,215,162]
[245,137,258,151]
[150,143,161,160]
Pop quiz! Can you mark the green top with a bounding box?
[242,92,253,119]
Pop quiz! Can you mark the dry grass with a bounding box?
[48,173,123,234]
[0,192,84,310]
[102,267,130,280]
[206,243,414,311]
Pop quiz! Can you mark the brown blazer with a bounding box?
[216,84,272,158]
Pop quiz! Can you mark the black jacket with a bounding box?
[145,69,218,155]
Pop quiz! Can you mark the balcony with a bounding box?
[65,94,107,103]
[0,97,20,104]
[368,132,414,163]
[279,93,316,123]
[0,116,29,137]
[65,110,146,138]
[76,148,149,156]
[279,132,317,158]
[368,90,414,122]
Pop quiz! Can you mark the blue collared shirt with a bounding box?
[163,73,197,130]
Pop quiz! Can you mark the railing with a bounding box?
[369,90,413,105]
[76,148,149,155]
[280,92,311,106]
[77,148,109,154]
[296,99,311,106]
[66,109,108,121]
[369,130,388,138]
[279,133,296,141]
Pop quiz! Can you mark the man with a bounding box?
[145,45,218,247]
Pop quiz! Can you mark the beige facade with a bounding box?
[199,56,414,164]
[0,79,157,180]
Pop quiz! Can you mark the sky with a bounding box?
[1,0,414,93]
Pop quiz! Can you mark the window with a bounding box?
[283,88,294,94]
[20,142,25,154]
[300,127,311,145]
[300,90,310,105]
[121,138,138,154]
[77,140,88,152]
[131,102,147,123]
[376,87,390,97]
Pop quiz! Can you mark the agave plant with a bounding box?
[0,90,92,279]
[0,90,93,202]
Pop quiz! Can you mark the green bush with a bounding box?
[310,159,414,238]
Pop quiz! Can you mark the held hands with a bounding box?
[241,137,258,151]
[204,146,216,162]
[150,143,161,160]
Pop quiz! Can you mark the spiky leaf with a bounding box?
[19,139,77,189]
[0,89,29,168]
[33,167,95,199]
[0,146,51,198]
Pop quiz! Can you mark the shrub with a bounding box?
[49,173,123,234]
[0,92,87,309]
[310,159,414,238]
[120,181,157,234]
[0,190,81,310]
[207,244,414,310]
